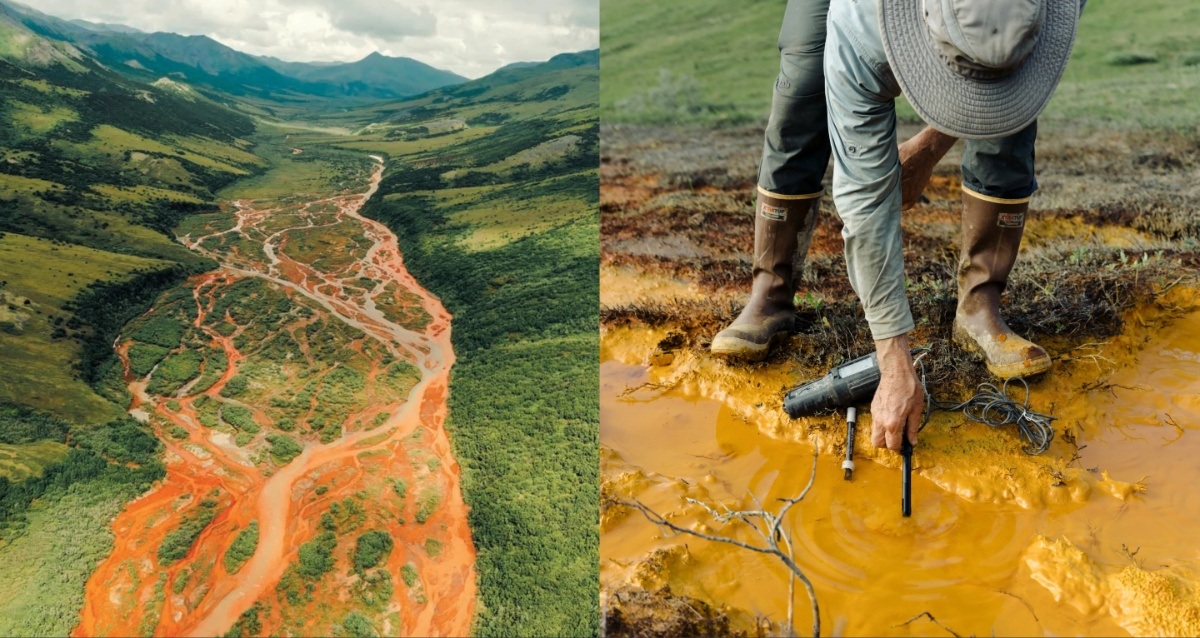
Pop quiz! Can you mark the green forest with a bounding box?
[361,82,599,634]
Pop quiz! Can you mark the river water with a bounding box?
[601,308,1200,636]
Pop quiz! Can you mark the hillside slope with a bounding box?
[330,49,598,133]
[0,12,265,409]
[0,18,266,633]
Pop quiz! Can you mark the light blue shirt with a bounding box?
[824,0,911,341]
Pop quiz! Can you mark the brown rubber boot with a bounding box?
[711,190,819,361]
[953,190,1051,379]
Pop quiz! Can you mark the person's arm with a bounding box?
[824,10,923,451]
[899,127,957,210]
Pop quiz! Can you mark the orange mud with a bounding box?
[75,158,477,637]
[601,292,1200,636]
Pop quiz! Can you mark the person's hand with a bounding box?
[870,333,923,452]
[898,126,957,210]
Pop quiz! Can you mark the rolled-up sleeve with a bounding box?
[824,4,913,341]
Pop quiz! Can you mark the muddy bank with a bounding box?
[599,124,1200,636]
[601,124,1200,387]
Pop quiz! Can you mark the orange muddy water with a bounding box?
[601,301,1200,636]
[74,158,477,637]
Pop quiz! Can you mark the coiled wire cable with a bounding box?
[913,347,1055,455]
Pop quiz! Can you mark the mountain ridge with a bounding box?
[257,49,466,98]
[0,0,465,99]
[67,17,142,34]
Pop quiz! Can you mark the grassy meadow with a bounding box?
[601,0,1200,130]
[0,233,166,423]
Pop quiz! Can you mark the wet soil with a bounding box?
[74,158,476,636]
[600,124,1200,636]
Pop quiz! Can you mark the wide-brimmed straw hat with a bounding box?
[880,0,1080,139]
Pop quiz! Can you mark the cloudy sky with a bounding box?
[24,0,598,78]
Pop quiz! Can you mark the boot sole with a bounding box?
[952,322,1051,380]
[710,330,789,362]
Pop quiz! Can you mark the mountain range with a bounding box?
[0,0,469,99]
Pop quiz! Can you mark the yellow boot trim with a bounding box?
[758,185,823,200]
[962,186,1036,205]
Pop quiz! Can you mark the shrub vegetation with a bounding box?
[352,530,394,573]
[157,498,220,564]
[223,521,259,574]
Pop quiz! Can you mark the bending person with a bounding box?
[712,0,953,361]
[714,0,1082,454]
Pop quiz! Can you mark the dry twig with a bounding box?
[892,611,963,638]
[616,450,821,637]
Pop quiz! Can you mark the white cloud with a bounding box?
[324,0,436,40]
[22,0,598,78]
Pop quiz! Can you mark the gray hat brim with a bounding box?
[880,0,1079,140]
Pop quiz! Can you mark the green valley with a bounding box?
[0,4,598,636]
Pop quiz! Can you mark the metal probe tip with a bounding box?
[843,406,858,482]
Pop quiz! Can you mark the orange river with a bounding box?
[74,157,477,636]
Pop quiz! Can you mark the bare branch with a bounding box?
[773,450,819,541]
[613,450,822,637]
[893,611,963,638]
[1154,274,1187,296]
[618,381,670,399]
[997,589,1041,625]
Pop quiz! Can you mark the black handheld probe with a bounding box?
[784,347,1055,519]
[783,350,917,517]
